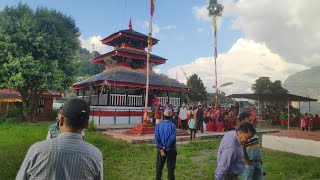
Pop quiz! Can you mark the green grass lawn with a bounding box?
[0,123,319,180]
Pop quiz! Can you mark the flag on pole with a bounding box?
[150,0,155,16]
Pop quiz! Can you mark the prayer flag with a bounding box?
[150,0,155,16]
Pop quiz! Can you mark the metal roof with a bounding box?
[227,93,317,102]
[73,68,188,90]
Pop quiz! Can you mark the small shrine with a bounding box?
[73,21,188,126]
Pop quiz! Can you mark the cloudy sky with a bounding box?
[1,0,319,95]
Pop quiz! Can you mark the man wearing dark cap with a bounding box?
[154,108,177,180]
[16,99,103,180]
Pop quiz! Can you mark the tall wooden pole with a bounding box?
[143,0,155,124]
[212,15,218,109]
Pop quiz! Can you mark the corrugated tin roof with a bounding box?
[73,68,188,89]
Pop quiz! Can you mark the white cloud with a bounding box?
[79,35,112,54]
[192,4,223,29]
[143,21,160,35]
[164,38,308,95]
[192,5,210,21]
[224,0,320,66]
[163,25,177,30]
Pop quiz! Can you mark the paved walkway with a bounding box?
[101,127,281,144]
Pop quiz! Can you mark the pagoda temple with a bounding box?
[73,23,188,125]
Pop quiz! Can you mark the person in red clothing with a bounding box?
[154,103,163,125]
[309,114,314,131]
[301,113,309,131]
[314,114,320,130]
[250,107,257,128]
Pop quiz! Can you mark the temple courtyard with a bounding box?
[1,123,320,179]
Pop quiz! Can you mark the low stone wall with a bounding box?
[262,131,320,158]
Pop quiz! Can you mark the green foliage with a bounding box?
[76,49,104,76]
[0,4,80,121]
[207,0,224,17]
[186,73,208,102]
[50,108,60,121]
[252,77,290,116]
[88,119,96,131]
[251,77,288,94]
[1,124,320,179]
[0,108,23,124]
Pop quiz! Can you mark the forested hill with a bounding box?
[76,48,104,77]
[283,66,320,114]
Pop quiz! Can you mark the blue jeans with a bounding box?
[242,161,264,180]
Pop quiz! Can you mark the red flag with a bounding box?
[129,18,132,30]
[150,0,155,16]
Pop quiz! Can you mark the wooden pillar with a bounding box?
[125,87,129,106]
[82,89,85,100]
[107,90,111,106]
[167,91,170,104]
[257,97,260,120]
[179,92,182,107]
[309,101,311,114]
[287,100,290,130]
[141,89,145,107]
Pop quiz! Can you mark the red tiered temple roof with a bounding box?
[92,48,166,65]
[101,29,159,47]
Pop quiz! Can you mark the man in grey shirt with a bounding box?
[215,122,256,180]
[16,99,103,180]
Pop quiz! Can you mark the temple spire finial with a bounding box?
[129,18,133,30]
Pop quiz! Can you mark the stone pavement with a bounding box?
[100,126,281,144]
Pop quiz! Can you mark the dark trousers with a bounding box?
[156,149,177,180]
[196,118,204,133]
[181,120,187,130]
[225,174,238,180]
[190,129,196,140]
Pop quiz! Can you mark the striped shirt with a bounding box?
[16,132,103,180]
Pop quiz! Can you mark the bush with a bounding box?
[50,109,60,121]
[0,108,23,124]
[88,119,96,131]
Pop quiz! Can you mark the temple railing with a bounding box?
[128,95,142,106]
[158,97,168,106]
[157,97,180,107]
[77,96,90,104]
[77,94,179,107]
[169,97,180,107]
[110,94,126,106]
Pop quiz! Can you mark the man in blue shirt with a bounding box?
[215,122,256,180]
[154,108,177,180]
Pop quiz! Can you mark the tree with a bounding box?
[251,77,288,94]
[0,4,80,122]
[251,77,289,117]
[186,74,208,102]
[208,0,223,107]
[77,48,104,77]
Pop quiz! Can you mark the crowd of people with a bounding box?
[151,101,250,139]
[267,109,320,131]
[16,99,265,180]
